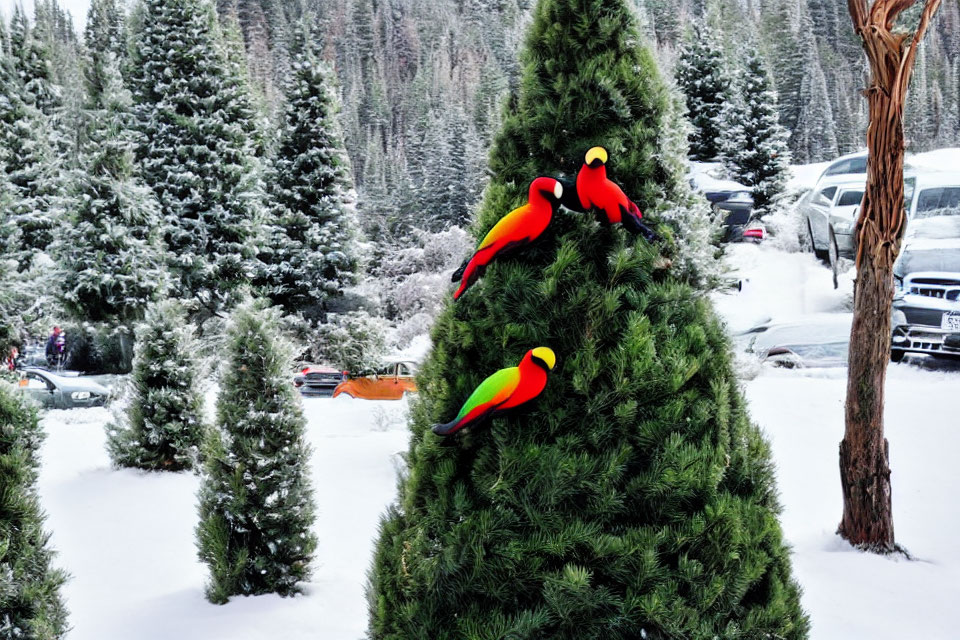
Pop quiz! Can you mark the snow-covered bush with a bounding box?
[196,301,316,604]
[365,226,472,350]
[105,300,206,471]
[311,311,388,373]
[763,197,807,254]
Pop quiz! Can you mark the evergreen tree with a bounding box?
[196,302,316,604]
[56,12,165,327]
[367,0,807,637]
[105,301,206,470]
[721,46,791,212]
[9,5,61,116]
[790,12,838,163]
[129,0,262,321]
[676,21,729,161]
[256,25,359,319]
[0,31,58,270]
[0,384,68,639]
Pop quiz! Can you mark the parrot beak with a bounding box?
[553,181,563,200]
[531,347,556,370]
[585,146,608,168]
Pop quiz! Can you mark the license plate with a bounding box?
[943,312,960,332]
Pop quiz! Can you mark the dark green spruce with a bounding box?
[196,302,316,604]
[0,385,68,639]
[367,0,808,638]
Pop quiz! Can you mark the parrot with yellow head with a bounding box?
[573,146,660,242]
[432,347,556,436]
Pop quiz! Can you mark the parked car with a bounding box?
[743,314,852,368]
[802,151,918,265]
[332,360,418,400]
[891,172,960,361]
[15,368,110,409]
[688,163,754,239]
[294,364,347,397]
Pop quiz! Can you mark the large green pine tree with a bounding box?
[0,19,58,270]
[196,302,316,604]
[367,0,808,638]
[256,24,359,319]
[56,0,166,328]
[129,0,262,320]
[0,384,68,639]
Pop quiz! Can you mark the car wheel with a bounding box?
[828,228,840,290]
[808,220,829,262]
[890,349,906,363]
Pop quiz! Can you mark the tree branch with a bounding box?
[898,0,943,97]
[848,0,870,33]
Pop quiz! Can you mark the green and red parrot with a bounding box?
[432,347,556,436]
[451,177,564,300]
[574,146,660,242]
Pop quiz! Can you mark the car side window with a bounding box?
[904,177,916,215]
[814,187,837,207]
[26,373,53,391]
[837,190,864,207]
[823,160,849,177]
[398,363,411,377]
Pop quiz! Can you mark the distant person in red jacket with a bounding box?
[46,326,66,368]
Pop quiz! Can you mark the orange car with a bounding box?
[332,360,418,400]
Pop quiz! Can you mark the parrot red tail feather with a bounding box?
[452,177,564,300]
[432,347,556,436]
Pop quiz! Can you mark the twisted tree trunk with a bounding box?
[841,0,942,552]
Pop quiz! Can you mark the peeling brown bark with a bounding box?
[841,0,942,552]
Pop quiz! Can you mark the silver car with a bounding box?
[891,172,960,361]
[15,368,111,409]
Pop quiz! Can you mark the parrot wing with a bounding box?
[475,203,533,253]
[454,366,521,423]
[432,366,521,435]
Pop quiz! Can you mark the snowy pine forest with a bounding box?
[2,0,960,364]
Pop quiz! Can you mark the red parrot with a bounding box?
[575,146,659,241]
[452,177,564,300]
[432,347,556,436]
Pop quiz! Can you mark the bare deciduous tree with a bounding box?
[841,0,942,552]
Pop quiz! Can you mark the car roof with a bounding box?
[300,363,340,372]
[913,171,960,189]
[814,176,865,191]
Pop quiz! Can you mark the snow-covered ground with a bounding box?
[36,241,959,639]
[37,399,410,640]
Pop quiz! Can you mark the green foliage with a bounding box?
[676,21,730,162]
[196,302,316,604]
[367,0,807,638]
[721,46,791,213]
[129,0,262,320]
[105,301,206,470]
[0,384,68,639]
[256,24,360,318]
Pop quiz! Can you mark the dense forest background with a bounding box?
[1,0,958,365]
[208,0,960,241]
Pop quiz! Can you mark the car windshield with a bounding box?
[836,190,863,207]
[915,187,960,219]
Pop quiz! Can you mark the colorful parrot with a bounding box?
[451,177,565,300]
[574,146,660,242]
[432,347,556,436]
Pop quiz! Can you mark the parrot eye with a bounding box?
[553,182,563,199]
